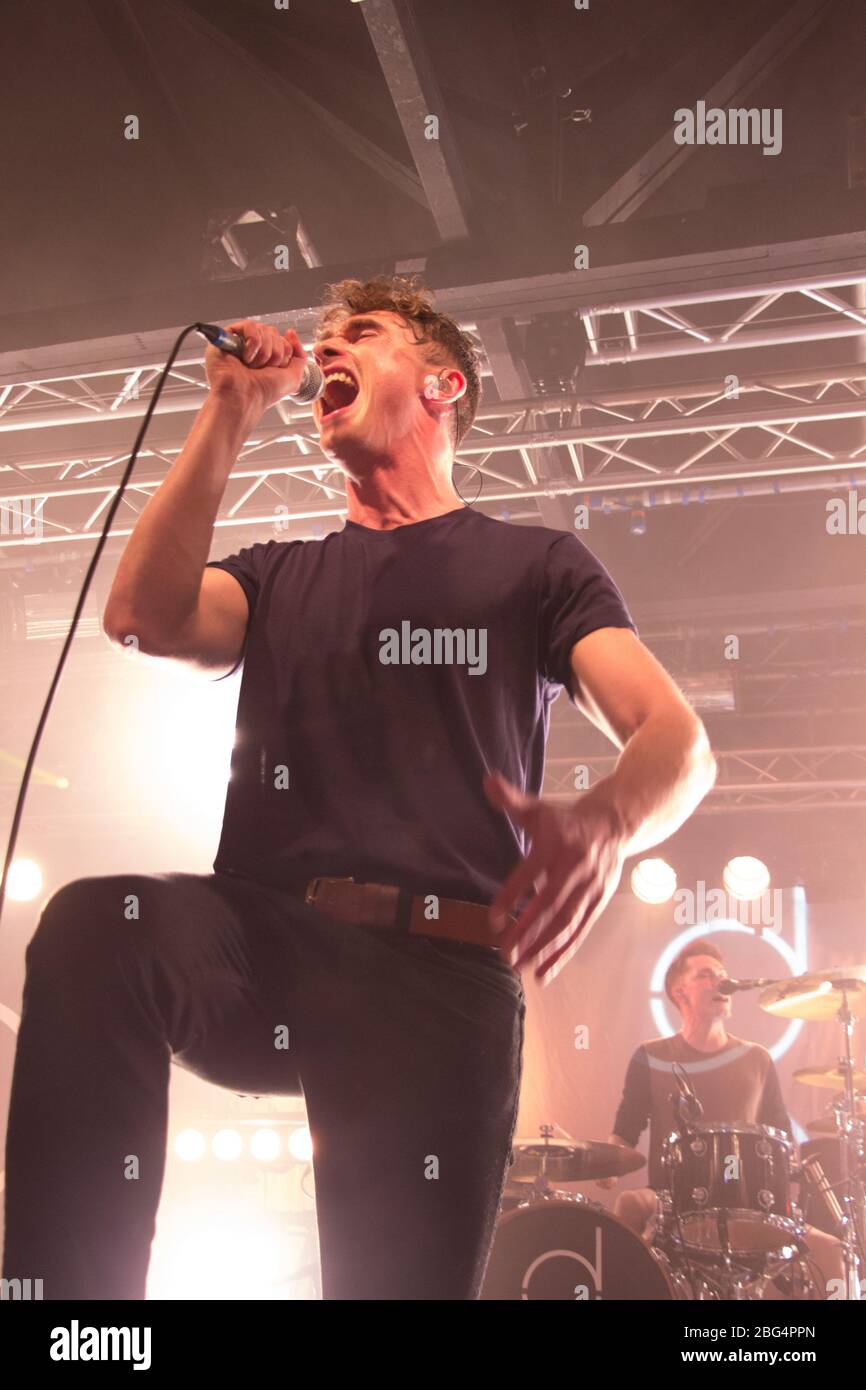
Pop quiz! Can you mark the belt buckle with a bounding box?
[305,875,354,911]
[305,876,399,928]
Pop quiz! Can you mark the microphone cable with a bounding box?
[0,322,269,928]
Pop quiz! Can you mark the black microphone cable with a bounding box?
[0,323,234,928]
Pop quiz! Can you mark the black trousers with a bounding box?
[2,870,525,1300]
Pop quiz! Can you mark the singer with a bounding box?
[3,275,716,1300]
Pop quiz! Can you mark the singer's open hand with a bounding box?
[205,318,308,418]
[485,771,627,985]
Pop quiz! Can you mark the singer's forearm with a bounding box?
[103,392,258,643]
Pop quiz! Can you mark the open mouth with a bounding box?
[319,370,360,420]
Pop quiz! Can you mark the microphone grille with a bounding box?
[293,360,325,404]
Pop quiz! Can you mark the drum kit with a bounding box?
[481,965,866,1300]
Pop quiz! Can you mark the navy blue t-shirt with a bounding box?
[205,506,637,905]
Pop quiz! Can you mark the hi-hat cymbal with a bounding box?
[507,1138,645,1183]
[759,966,866,1021]
[794,1065,866,1091]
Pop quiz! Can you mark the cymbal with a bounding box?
[759,966,866,1021]
[507,1139,645,1183]
[794,1065,866,1091]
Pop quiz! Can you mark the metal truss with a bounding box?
[1,233,866,549]
[2,362,865,551]
[542,746,866,813]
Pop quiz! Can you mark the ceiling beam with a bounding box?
[583,0,833,225]
[361,0,474,241]
[165,0,427,210]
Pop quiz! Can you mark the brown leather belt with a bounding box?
[287,875,507,950]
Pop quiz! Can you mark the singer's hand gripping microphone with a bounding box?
[194,322,325,404]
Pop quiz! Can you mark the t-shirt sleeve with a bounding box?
[758,1057,792,1136]
[205,540,275,620]
[538,532,638,693]
[612,1046,651,1146]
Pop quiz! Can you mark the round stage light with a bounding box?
[174,1129,206,1162]
[6,858,43,902]
[288,1125,313,1162]
[723,856,770,901]
[631,858,677,904]
[250,1128,281,1162]
[212,1128,243,1161]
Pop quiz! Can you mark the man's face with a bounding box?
[311,310,439,470]
[677,954,732,1020]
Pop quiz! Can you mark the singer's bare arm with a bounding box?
[103,321,307,678]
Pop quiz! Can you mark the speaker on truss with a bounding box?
[503,311,588,396]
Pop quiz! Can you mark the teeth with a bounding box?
[324,372,356,387]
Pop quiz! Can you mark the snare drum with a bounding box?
[662,1122,799,1255]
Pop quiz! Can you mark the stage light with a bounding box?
[6,858,43,902]
[203,205,320,280]
[250,1128,282,1162]
[148,1209,291,1300]
[143,678,236,835]
[631,858,677,904]
[288,1125,313,1162]
[212,1128,243,1161]
[174,1128,206,1162]
[723,856,770,901]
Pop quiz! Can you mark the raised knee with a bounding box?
[614,1190,641,1224]
[26,876,135,970]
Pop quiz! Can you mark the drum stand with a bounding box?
[829,987,865,1299]
[655,1202,820,1301]
[655,1096,817,1301]
[656,1200,817,1295]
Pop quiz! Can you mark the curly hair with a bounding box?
[314,274,481,449]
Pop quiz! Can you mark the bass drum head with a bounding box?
[480,1199,675,1300]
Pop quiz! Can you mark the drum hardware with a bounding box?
[503,1124,645,1209]
[652,1213,819,1301]
[799,1150,846,1232]
[662,1121,799,1258]
[806,1093,866,1135]
[651,1166,704,1299]
[490,961,866,1300]
[779,966,866,1300]
[491,1115,821,1299]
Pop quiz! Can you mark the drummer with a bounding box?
[599,938,844,1294]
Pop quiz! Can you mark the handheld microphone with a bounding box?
[717,977,777,995]
[194,322,325,404]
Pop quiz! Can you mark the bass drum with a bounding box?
[480,1197,682,1300]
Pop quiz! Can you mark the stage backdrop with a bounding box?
[515,887,865,1206]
